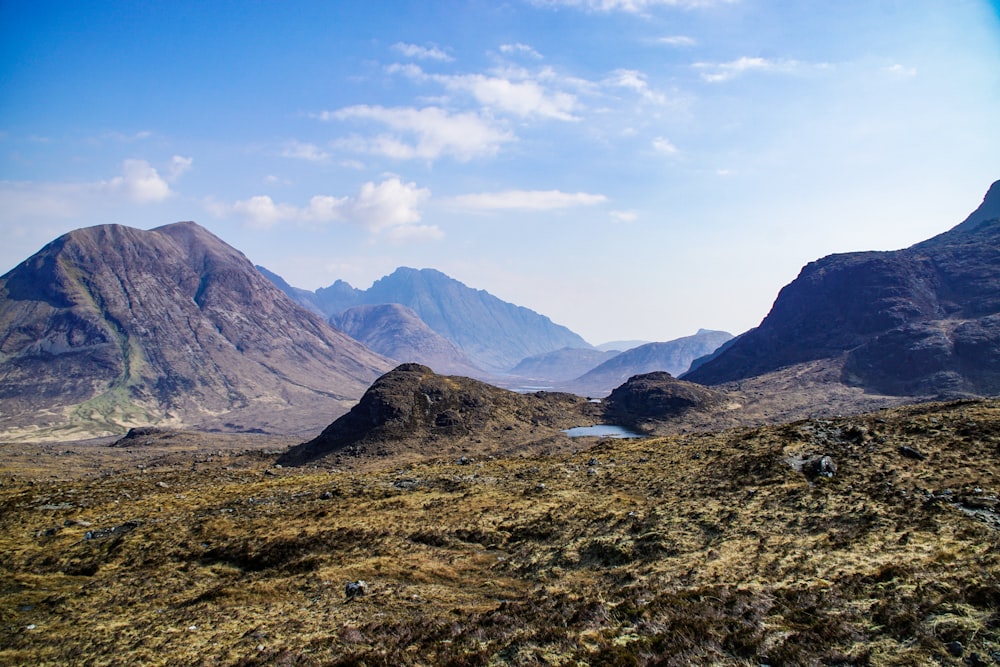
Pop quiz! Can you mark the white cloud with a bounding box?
[611,210,638,223]
[389,63,581,121]
[0,157,185,220]
[693,56,826,83]
[531,0,737,12]
[885,63,917,78]
[106,159,172,203]
[652,137,679,154]
[449,189,608,211]
[320,105,515,161]
[393,42,454,62]
[223,178,434,238]
[167,155,194,180]
[607,69,667,104]
[658,35,696,47]
[280,140,330,162]
[500,43,543,59]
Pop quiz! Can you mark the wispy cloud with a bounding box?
[658,35,696,47]
[449,189,607,211]
[280,140,330,162]
[0,156,189,220]
[530,0,737,13]
[652,137,679,154]
[392,42,454,62]
[607,69,667,104]
[500,43,543,59]
[318,105,515,162]
[389,63,581,120]
[610,209,638,223]
[221,178,437,239]
[693,56,828,83]
[885,63,917,78]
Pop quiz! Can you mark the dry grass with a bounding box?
[1,400,999,666]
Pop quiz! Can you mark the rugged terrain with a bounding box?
[1,399,998,666]
[686,181,1000,397]
[0,222,391,441]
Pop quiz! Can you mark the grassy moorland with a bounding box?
[1,401,998,666]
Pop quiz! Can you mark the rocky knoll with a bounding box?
[686,180,1000,398]
[601,371,725,433]
[278,363,600,466]
[0,221,391,440]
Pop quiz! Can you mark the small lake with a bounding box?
[563,424,645,439]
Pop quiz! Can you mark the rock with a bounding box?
[809,455,838,478]
[899,445,927,461]
[946,641,964,657]
[345,580,368,599]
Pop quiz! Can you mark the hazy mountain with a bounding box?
[595,340,650,352]
[330,303,481,377]
[264,267,591,372]
[254,265,325,316]
[562,329,734,397]
[685,181,1000,398]
[508,347,620,384]
[0,221,392,440]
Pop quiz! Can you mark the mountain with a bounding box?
[265,267,592,372]
[508,347,619,384]
[563,329,734,397]
[330,303,481,376]
[595,340,649,352]
[254,265,325,316]
[0,221,392,440]
[685,181,1000,398]
[277,363,600,466]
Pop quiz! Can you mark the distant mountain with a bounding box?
[254,265,325,316]
[508,347,619,384]
[330,303,481,376]
[563,329,734,397]
[685,181,1000,398]
[265,267,591,372]
[595,340,649,352]
[0,222,392,440]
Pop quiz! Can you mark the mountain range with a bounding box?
[264,266,591,372]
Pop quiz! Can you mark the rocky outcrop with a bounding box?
[278,364,599,466]
[685,181,1000,398]
[601,371,724,432]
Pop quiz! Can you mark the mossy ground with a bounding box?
[1,401,999,666]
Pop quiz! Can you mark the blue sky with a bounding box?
[2,0,999,345]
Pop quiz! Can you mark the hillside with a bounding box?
[508,347,619,384]
[0,222,391,440]
[330,304,481,377]
[686,180,1000,398]
[265,267,592,372]
[1,399,997,665]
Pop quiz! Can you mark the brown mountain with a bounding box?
[685,180,1000,398]
[0,221,392,440]
[277,363,600,466]
[330,303,482,377]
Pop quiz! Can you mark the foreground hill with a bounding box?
[1,399,997,665]
[686,180,1000,398]
[0,222,391,440]
[267,267,592,372]
[278,363,600,466]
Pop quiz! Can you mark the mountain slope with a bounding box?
[685,181,1000,397]
[330,303,481,376]
[508,347,619,384]
[564,329,733,397]
[266,267,592,372]
[0,221,392,440]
